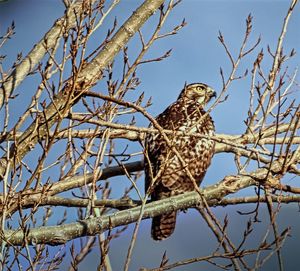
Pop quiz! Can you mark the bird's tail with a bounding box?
[151,211,177,240]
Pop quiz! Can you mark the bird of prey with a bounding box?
[144,83,216,240]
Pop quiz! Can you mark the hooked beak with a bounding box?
[207,87,217,99]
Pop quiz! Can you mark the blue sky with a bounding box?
[1,1,300,270]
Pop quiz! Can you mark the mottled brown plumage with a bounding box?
[144,83,216,240]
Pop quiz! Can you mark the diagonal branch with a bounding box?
[0,0,166,179]
[3,154,293,246]
[0,0,99,108]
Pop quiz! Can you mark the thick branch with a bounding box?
[0,0,98,108]
[4,155,293,246]
[1,188,243,246]
[0,0,165,179]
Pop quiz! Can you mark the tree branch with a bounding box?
[4,154,295,246]
[0,0,98,108]
[0,0,165,179]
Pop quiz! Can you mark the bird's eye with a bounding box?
[196,86,202,91]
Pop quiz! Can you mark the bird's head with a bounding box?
[178,83,216,106]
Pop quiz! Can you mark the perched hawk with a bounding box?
[144,83,216,240]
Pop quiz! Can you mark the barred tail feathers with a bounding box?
[151,211,177,240]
